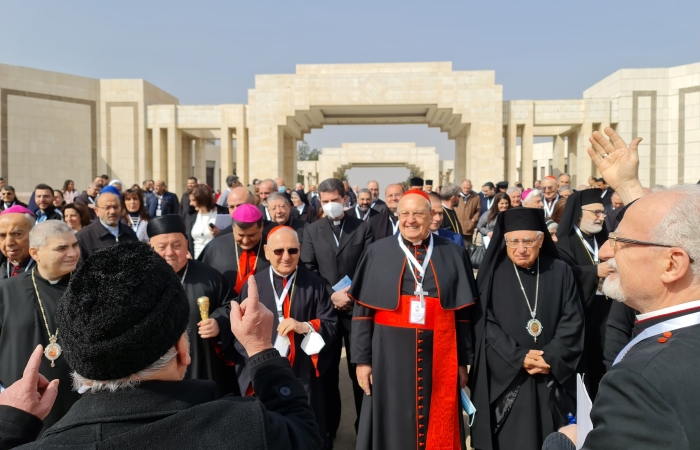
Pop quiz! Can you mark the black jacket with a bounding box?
[32,206,62,222]
[73,191,97,219]
[75,220,138,261]
[0,200,27,212]
[0,351,323,450]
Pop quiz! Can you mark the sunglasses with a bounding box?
[271,247,299,256]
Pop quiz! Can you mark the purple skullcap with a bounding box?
[232,203,262,222]
[0,205,35,217]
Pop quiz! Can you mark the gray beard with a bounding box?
[580,218,603,235]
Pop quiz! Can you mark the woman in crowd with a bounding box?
[53,190,65,208]
[121,188,150,242]
[185,184,224,259]
[62,180,79,204]
[61,203,92,233]
[290,189,317,223]
[477,192,511,240]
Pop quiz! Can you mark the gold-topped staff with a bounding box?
[197,296,210,321]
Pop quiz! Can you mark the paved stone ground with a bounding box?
[333,352,473,450]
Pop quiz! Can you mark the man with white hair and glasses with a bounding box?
[543,128,700,449]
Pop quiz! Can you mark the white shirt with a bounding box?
[191,211,217,259]
[636,299,700,321]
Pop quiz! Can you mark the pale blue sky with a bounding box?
[1,0,698,187]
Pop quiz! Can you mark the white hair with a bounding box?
[506,187,521,195]
[71,346,179,393]
[524,189,542,203]
[649,184,700,282]
[29,220,72,249]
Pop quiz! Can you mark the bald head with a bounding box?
[611,192,623,209]
[264,227,300,275]
[227,186,253,213]
[268,226,299,246]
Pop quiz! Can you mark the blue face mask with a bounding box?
[279,186,287,194]
[460,389,476,426]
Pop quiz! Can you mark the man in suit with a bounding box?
[350,188,378,222]
[439,183,463,235]
[0,186,27,212]
[603,191,623,232]
[428,193,464,246]
[543,129,700,450]
[341,179,356,209]
[368,183,404,241]
[301,178,373,445]
[596,177,615,207]
[178,177,198,218]
[479,181,496,214]
[367,180,387,215]
[145,180,179,217]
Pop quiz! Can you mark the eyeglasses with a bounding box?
[608,232,694,263]
[386,193,403,199]
[271,248,299,256]
[398,210,429,219]
[541,186,556,191]
[582,208,607,217]
[505,238,539,248]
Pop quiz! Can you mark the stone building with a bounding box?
[0,61,697,196]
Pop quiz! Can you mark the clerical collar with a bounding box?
[34,269,71,285]
[329,216,344,227]
[636,299,700,322]
[100,220,120,238]
[442,203,453,211]
[401,235,430,247]
[271,267,296,279]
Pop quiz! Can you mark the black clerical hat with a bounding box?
[496,181,509,190]
[425,180,434,185]
[57,242,190,380]
[147,215,188,238]
[556,188,608,241]
[409,177,424,187]
[502,208,546,233]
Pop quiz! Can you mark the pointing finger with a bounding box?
[22,345,43,387]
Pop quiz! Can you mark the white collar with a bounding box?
[271,267,296,278]
[636,299,700,321]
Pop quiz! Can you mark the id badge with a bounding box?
[409,298,426,325]
[156,209,162,217]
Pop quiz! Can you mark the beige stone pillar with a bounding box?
[152,128,168,181]
[552,135,566,177]
[521,123,534,188]
[455,131,468,183]
[576,122,593,187]
[282,133,296,186]
[567,130,579,186]
[235,128,249,185]
[220,127,233,192]
[167,127,183,195]
[506,124,518,183]
[194,138,206,184]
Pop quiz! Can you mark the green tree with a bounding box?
[297,141,320,161]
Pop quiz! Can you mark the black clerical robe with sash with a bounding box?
[442,205,464,234]
[178,259,239,395]
[234,265,339,441]
[0,271,80,433]
[556,227,609,397]
[199,232,269,296]
[350,234,477,450]
[470,254,584,450]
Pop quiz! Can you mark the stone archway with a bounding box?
[246,62,503,186]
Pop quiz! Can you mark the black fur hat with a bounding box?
[57,241,190,380]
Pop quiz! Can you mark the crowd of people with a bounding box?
[0,127,699,450]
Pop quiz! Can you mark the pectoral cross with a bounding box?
[414,288,428,306]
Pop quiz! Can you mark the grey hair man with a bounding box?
[0,207,36,280]
[439,183,463,234]
[523,189,544,209]
[0,220,80,432]
[352,188,377,221]
[507,186,523,207]
[0,242,322,448]
[558,185,574,199]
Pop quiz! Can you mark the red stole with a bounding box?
[234,249,258,294]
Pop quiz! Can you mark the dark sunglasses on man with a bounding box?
[271,247,299,256]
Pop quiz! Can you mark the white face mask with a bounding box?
[323,202,344,220]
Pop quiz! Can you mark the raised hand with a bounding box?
[230,276,274,356]
[0,345,58,420]
[588,128,645,204]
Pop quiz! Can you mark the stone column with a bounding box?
[194,138,206,184]
[220,127,233,192]
[152,128,168,182]
[235,127,249,185]
[521,123,534,188]
[506,123,518,183]
[552,135,566,177]
[576,122,593,187]
[283,133,296,186]
[455,131,468,183]
[567,129,579,186]
[167,127,183,195]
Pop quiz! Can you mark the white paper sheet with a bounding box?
[576,373,593,449]
[274,335,290,357]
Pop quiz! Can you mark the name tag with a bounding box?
[409,298,426,325]
[156,209,162,217]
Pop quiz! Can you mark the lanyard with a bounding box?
[544,195,559,218]
[270,267,297,318]
[88,197,95,205]
[390,215,400,235]
[397,233,434,295]
[600,189,607,199]
[264,207,272,221]
[443,206,459,231]
[128,215,140,233]
[156,195,163,209]
[7,258,33,278]
[486,196,494,210]
[180,262,189,285]
[574,225,598,264]
[331,221,345,246]
[234,239,262,278]
[355,206,370,221]
[613,311,700,365]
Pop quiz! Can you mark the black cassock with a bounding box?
[0,271,80,433]
[234,265,338,441]
[350,234,477,450]
[178,259,239,395]
[470,254,584,450]
[556,228,609,397]
[199,232,269,295]
[442,205,464,234]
